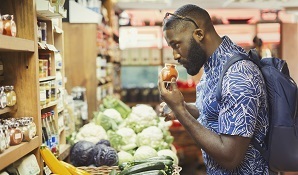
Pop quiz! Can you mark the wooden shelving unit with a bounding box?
[0,0,42,172]
[0,0,68,173]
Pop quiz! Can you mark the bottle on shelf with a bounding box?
[39,22,47,44]
[4,86,17,107]
[2,14,17,37]
[41,114,50,147]
[48,111,59,156]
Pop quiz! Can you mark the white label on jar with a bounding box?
[15,133,22,140]
[40,90,46,102]
[13,96,16,101]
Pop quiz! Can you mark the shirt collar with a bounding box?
[203,36,235,73]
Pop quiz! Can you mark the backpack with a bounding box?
[216,49,298,172]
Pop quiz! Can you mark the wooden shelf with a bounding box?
[0,35,35,52]
[39,76,56,82]
[0,106,18,115]
[41,101,58,110]
[58,144,71,161]
[0,136,40,170]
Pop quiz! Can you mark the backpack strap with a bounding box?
[216,49,261,102]
[215,53,249,102]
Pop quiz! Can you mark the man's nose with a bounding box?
[173,50,181,60]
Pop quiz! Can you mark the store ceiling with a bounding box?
[114,0,298,10]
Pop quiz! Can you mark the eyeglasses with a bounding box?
[163,12,199,29]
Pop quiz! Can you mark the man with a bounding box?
[159,4,271,174]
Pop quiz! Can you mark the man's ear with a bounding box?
[193,29,204,42]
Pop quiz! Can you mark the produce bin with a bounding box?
[77,166,119,175]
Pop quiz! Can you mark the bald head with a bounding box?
[163,4,214,33]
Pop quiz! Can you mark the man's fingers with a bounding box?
[170,77,178,90]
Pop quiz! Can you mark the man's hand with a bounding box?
[158,73,185,115]
[159,102,177,121]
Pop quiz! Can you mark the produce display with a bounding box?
[68,96,181,174]
[116,155,182,175]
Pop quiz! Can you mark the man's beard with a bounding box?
[185,38,208,76]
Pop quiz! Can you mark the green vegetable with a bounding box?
[117,151,134,165]
[129,159,173,167]
[119,162,129,171]
[93,112,118,131]
[148,155,174,161]
[134,146,157,161]
[102,96,131,119]
[74,122,108,144]
[103,108,123,124]
[109,169,118,175]
[119,162,166,175]
[126,105,159,133]
[136,126,171,151]
[107,130,125,151]
[129,170,167,175]
[157,149,179,165]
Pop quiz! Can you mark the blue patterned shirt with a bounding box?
[196,36,269,174]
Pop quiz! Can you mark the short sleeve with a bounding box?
[218,60,263,137]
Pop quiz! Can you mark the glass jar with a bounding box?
[40,82,46,105]
[18,118,31,142]
[2,14,16,37]
[9,123,23,146]
[0,86,7,108]
[161,63,179,82]
[29,117,37,138]
[160,63,179,90]
[4,86,17,107]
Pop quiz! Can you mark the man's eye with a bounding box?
[173,43,179,49]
